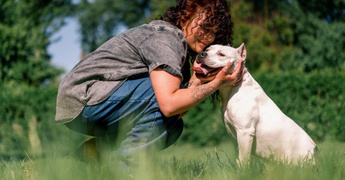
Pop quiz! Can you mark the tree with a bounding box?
[297,0,345,22]
[231,0,345,73]
[76,0,178,53]
[0,0,73,86]
[279,0,345,72]
[0,0,73,156]
[231,0,294,72]
[77,0,155,53]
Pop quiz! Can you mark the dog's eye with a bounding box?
[218,53,225,57]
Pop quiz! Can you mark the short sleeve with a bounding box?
[139,26,187,79]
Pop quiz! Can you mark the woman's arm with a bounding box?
[150,59,245,117]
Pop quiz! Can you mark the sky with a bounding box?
[48,18,81,74]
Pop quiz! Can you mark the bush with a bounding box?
[0,81,71,158]
[181,98,228,147]
[255,71,345,141]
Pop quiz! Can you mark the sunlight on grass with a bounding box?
[0,141,344,180]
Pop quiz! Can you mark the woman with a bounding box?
[55,0,245,170]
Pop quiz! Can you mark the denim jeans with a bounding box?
[66,77,183,169]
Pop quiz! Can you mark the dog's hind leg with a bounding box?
[236,127,255,164]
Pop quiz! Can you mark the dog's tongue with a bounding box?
[191,65,213,75]
[191,67,208,75]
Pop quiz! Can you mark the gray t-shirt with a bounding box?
[55,20,188,123]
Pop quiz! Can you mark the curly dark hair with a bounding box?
[160,0,233,45]
[158,0,233,86]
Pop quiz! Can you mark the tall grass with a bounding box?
[0,141,344,180]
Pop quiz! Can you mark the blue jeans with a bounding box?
[66,77,183,169]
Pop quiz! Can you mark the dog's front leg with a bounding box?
[236,128,255,164]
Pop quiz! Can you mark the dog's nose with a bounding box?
[199,51,207,58]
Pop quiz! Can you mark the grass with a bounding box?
[0,141,344,180]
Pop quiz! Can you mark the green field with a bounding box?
[1,140,344,180]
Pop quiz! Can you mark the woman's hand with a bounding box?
[212,59,246,88]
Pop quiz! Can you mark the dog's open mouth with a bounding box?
[191,64,222,77]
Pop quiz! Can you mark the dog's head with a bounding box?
[192,43,247,77]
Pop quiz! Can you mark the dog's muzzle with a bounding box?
[199,51,207,58]
[192,51,222,77]
[196,51,207,63]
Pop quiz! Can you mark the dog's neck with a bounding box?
[219,71,253,105]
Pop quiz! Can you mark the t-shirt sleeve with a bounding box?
[139,27,187,79]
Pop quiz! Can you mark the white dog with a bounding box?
[192,43,316,164]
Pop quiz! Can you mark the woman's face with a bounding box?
[181,13,217,53]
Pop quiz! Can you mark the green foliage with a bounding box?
[0,0,71,86]
[149,0,175,20]
[76,0,178,53]
[295,0,345,22]
[231,0,294,72]
[0,0,72,157]
[0,81,59,156]
[280,1,345,72]
[254,71,345,142]
[181,99,227,147]
[77,0,153,53]
[231,0,345,73]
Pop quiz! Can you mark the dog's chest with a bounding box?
[220,74,262,125]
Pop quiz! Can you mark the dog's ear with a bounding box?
[237,43,247,60]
